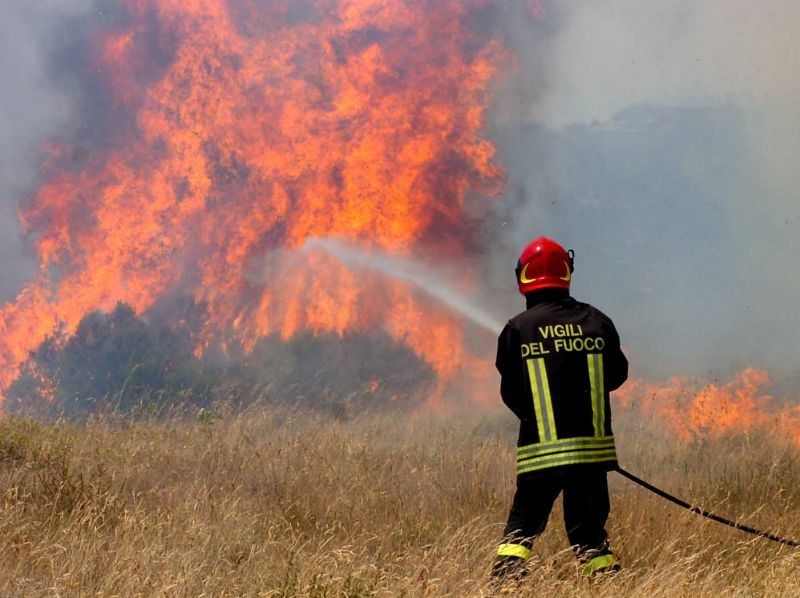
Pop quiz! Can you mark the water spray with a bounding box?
[303,237,504,334]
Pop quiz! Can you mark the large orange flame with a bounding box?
[614,368,800,446]
[0,0,509,397]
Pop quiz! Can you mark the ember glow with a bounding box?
[0,0,507,396]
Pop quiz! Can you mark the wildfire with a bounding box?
[0,0,795,450]
[0,0,508,397]
[614,368,800,446]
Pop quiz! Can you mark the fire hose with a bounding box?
[615,466,799,547]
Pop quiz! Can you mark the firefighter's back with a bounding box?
[498,292,628,478]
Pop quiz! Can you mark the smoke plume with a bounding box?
[488,0,800,383]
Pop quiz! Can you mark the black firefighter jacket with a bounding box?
[497,289,628,478]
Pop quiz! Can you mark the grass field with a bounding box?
[0,403,798,596]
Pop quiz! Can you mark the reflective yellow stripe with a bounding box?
[587,353,605,436]
[517,436,615,460]
[516,447,617,475]
[582,554,618,575]
[538,360,557,439]
[497,543,532,559]
[526,358,557,442]
[526,359,547,442]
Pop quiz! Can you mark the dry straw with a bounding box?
[0,403,798,596]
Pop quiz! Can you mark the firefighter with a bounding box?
[492,237,628,580]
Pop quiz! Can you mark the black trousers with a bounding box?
[501,469,611,558]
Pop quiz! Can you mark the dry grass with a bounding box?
[0,403,798,596]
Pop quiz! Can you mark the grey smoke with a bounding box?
[487,0,800,383]
[0,1,95,301]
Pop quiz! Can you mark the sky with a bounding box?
[0,0,798,384]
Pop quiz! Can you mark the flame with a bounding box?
[615,368,800,446]
[0,0,510,398]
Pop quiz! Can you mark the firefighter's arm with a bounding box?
[606,324,628,391]
[496,323,528,419]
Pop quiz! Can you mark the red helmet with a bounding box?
[515,237,574,295]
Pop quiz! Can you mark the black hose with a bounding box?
[615,466,800,548]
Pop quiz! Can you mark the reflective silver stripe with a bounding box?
[517,435,615,460]
[588,353,605,436]
[517,447,617,469]
[517,454,618,476]
[516,447,618,475]
[516,436,618,475]
[526,358,557,442]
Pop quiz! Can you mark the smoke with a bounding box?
[0,2,94,300]
[489,0,800,382]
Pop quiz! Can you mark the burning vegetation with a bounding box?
[0,0,798,450]
[616,369,800,447]
[4,301,434,418]
[0,0,507,409]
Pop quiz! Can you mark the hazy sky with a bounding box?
[487,0,800,381]
[535,0,800,125]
